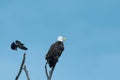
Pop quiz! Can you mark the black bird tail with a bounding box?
[20,46,28,50]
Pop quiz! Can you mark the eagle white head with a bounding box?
[57,36,66,42]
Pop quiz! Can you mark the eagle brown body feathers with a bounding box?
[46,41,64,68]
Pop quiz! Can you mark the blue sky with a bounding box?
[0,0,120,80]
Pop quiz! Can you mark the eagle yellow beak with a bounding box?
[63,37,67,41]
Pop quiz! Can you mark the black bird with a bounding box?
[45,36,66,68]
[11,40,28,50]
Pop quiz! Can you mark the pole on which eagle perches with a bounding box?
[45,62,56,80]
[49,64,56,80]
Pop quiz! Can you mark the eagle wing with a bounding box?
[45,43,56,60]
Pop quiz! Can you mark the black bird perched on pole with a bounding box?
[45,36,66,68]
[11,40,28,50]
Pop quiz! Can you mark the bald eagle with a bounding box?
[11,40,28,50]
[45,36,66,68]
